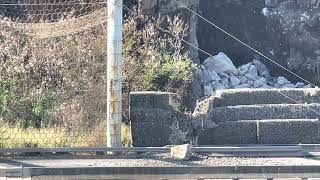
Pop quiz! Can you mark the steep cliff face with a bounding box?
[198,0,320,84]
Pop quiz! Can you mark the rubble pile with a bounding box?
[200,52,312,96]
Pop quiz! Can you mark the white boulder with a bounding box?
[200,52,315,96]
[277,76,291,85]
[282,84,296,88]
[230,75,241,87]
[253,59,270,77]
[204,85,213,96]
[254,77,267,88]
[238,63,252,74]
[213,83,226,90]
[295,82,305,88]
[203,52,236,74]
[246,65,259,80]
[239,76,248,84]
[170,144,192,160]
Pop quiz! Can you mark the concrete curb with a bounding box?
[2,165,320,179]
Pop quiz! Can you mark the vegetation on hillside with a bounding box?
[0,7,195,147]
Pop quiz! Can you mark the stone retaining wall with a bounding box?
[131,90,320,146]
[130,92,193,147]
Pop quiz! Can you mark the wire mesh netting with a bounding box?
[0,0,121,148]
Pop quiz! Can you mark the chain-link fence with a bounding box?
[0,0,198,150]
[0,0,117,149]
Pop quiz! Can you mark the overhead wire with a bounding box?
[121,2,320,118]
[174,0,317,88]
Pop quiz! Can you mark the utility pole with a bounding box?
[107,0,123,149]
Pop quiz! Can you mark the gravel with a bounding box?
[2,155,320,168]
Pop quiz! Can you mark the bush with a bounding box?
[123,8,196,115]
[0,16,107,129]
[0,6,195,147]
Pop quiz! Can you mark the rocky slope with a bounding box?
[200,52,312,96]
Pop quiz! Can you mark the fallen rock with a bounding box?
[253,59,270,77]
[201,69,211,83]
[204,85,213,96]
[170,144,192,160]
[282,84,296,88]
[238,63,251,74]
[221,78,230,89]
[246,65,259,80]
[208,69,221,81]
[273,82,282,88]
[219,72,230,79]
[261,85,273,89]
[239,76,248,84]
[277,76,290,86]
[203,52,236,73]
[254,77,267,88]
[199,52,314,95]
[230,75,241,87]
[213,83,225,90]
[211,80,219,87]
[247,80,254,86]
[231,70,240,76]
[295,82,305,88]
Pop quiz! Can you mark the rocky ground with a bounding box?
[200,52,313,96]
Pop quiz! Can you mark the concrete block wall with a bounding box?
[198,119,320,145]
[130,91,192,147]
[131,89,320,146]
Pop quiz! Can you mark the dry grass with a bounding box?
[0,122,132,148]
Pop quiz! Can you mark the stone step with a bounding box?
[207,104,320,123]
[204,88,320,107]
[199,119,320,145]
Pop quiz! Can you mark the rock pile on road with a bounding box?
[200,52,312,96]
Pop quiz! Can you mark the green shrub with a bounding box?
[0,80,56,128]
[142,55,196,91]
[123,8,196,95]
[0,7,195,137]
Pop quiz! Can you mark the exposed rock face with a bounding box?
[198,0,320,85]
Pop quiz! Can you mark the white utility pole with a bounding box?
[107,0,123,148]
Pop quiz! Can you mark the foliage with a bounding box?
[123,8,196,94]
[0,17,107,129]
[0,6,194,147]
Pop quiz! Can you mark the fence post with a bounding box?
[107,0,123,149]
